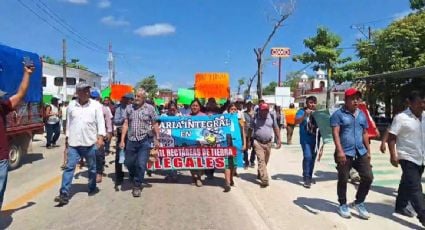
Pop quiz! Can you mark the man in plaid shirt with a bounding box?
[120,88,160,197]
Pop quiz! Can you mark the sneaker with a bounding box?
[337,204,351,219]
[54,194,69,205]
[303,178,311,189]
[88,187,99,196]
[250,162,255,168]
[395,207,415,218]
[132,187,141,197]
[351,202,370,219]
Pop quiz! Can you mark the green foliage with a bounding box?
[410,0,425,10]
[42,55,88,70]
[292,27,349,71]
[263,81,278,95]
[41,55,56,64]
[136,75,158,98]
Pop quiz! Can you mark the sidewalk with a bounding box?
[258,127,421,229]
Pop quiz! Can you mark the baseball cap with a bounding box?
[76,81,91,90]
[123,93,134,99]
[345,88,361,97]
[0,89,7,98]
[259,103,269,111]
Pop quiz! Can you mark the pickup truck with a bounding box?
[0,44,44,170]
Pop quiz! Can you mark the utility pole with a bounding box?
[62,39,67,101]
[108,42,114,86]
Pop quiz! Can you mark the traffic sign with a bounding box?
[271,47,291,58]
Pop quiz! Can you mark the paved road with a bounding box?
[0,129,423,229]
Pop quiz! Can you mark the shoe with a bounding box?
[395,207,415,218]
[195,179,203,187]
[244,165,248,170]
[230,180,235,186]
[260,181,269,188]
[250,162,255,168]
[115,177,123,186]
[132,187,141,197]
[224,184,231,192]
[303,178,311,189]
[351,202,370,219]
[147,171,152,177]
[54,194,69,205]
[337,204,351,219]
[88,187,99,196]
[96,174,102,183]
[141,183,153,188]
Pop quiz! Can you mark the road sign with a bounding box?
[271,47,291,58]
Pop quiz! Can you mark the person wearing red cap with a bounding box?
[247,102,281,188]
[330,87,373,219]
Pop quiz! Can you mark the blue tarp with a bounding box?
[0,44,42,103]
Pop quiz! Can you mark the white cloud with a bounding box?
[65,0,88,4]
[98,0,111,8]
[134,23,176,37]
[100,16,130,27]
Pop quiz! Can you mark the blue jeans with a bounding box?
[301,142,317,179]
[125,139,151,187]
[60,146,97,196]
[0,159,8,210]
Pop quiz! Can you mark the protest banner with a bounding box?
[312,109,333,144]
[194,72,230,99]
[358,103,379,138]
[149,113,243,170]
[110,84,133,101]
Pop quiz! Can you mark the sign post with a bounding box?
[271,47,291,86]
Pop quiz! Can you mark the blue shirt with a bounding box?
[113,104,129,127]
[296,109,317,144]
[330,108,368,157]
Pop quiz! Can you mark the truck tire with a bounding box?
[8,142,22,170]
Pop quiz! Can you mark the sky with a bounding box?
[0,0,412,92]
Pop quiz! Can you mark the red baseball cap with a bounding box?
[345,88,361,97]
[259,103,269,110]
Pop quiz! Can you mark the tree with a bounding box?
[245,72,257,98]
[237,78,245,95]
[292,27,350,108]
[254,0,294,100]
[41,55,56,64]
[410,0,425,10]
[136,75,158,98]
[263,81,278,95]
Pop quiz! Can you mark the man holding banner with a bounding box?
[120,88,160,198]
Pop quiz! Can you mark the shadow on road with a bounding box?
[0,202,36,229]
[271,171,337,187]
[293,197,421,229]
[21,153,44,166]
[238,172,261,185]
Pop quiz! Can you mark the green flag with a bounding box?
[43,94,53,104]
[101,86,111,99]
[154,98,165,106]
[177,88,194,105]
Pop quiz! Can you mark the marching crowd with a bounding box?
[1,64,425,227]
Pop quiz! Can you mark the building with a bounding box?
[42,62,102,101]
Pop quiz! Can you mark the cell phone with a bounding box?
[23,56,34,68]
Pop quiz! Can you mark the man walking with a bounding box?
[295,96,320,188]
[113,93,133,186]
[120,88,160,197]
[45,97,61,148]
[0,64,33,210]
[388,91,425,226]
[248,102,281,188]
[54,82,105,205]
[330,88,373,219]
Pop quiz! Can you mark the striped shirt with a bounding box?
[125,103,157,141]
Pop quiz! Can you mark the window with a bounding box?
[42,77,46,87]
[54,77,77,86]
[79,78,86,82]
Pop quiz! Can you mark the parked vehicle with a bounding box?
[0,44,44,170]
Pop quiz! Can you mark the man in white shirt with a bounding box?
[54,82,106,205]
[388,91,425,226]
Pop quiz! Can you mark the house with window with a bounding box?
[42,62,102,101]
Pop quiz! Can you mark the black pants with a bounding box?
[335,153,373,205]
[46,122,60,146]
[96,145,105,174]
[115,129,127,182]
[243,139,256,166]
[396,160,425,222]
